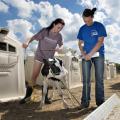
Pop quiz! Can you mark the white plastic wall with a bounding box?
[24,56,44,86]
[63,55,82,89]
[109,63,117,78]
[84,94,120,120]
[0,34,26,102]
[104,63,111,80]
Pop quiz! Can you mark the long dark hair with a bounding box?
[46,18,65,31]
[82,8,97,18]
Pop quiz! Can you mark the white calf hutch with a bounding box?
[109,62,117,78]
[104,63,111,80]
[84,94,120,120]
[56,54,82,89]
[0,28,26,102]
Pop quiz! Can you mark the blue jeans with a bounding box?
[81,56,105,106]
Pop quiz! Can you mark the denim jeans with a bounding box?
[81,56,105,106]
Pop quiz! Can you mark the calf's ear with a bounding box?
[57,58,63,66]
[43,59,48,64]
[59,60,63,66]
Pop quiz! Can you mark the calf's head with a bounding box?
[41,58,63,76]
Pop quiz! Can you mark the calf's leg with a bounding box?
[39,80,48,109]
[42,86,51,104]
[55,81,69,109]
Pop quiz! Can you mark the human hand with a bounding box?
[55,45,62,53]
[55,47,61,52]
[22,38,30,48]
[22,42,29,49]
[80,51,87,59]
[84,54,91,61]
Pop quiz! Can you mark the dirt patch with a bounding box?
[0,75,120,120]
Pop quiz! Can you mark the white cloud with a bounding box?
[76,0,120,23]
[37,1,53,18]
[4,0,120,63]
[4,0,83,44]
[7,19,33,42]
[104,23,120,63]
[2,0,37,18]
[53,4,83,41]
[105,47,120,63]
[94,11,107,23]
[76,0,97,8]
[36,1,54,27]
[98,0,120,22]
[98,0,120,63]
[76,0,120,63]
[36,2,83,42]
[6,1,83,55]
[106,23,120,41]
[0,1,9,13]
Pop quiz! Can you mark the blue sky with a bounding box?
[0,0,120,63]
[33,0,84,13]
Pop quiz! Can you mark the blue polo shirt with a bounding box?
[77,21,107,56]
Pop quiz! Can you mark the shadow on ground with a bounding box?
[110,82,120,90]
[0,101,96,120]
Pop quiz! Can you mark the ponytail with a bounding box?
[82,8,97,17]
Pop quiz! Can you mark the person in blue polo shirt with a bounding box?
[77,8,107,109]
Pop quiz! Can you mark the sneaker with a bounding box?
[19,86,33,104]
[96,101,104,107]
[78,104,89,110]
[97,102,104,107]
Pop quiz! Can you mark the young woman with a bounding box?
[77,8,107,109]
[20,18,65,104]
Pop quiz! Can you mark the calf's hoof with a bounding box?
[45,98,52,104]
[63,103,69,109]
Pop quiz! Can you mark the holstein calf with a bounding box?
[39,58,69,109]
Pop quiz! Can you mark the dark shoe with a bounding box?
[45,98,52,104]
[97,102,104,107]
[96,101,104,107]
[78,104,89,110]
[19,86,33,104]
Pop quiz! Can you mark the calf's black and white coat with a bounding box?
[39,58,68,109]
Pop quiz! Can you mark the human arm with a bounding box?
[85,23,107,60]
[55,44,63,53]
[77,27,87,58]
[84,37,104,60]
[22,37,35,49]
[86,23,107,60]
[22,28,45,49]
[78,40,86,58]
[55,34,63,53]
